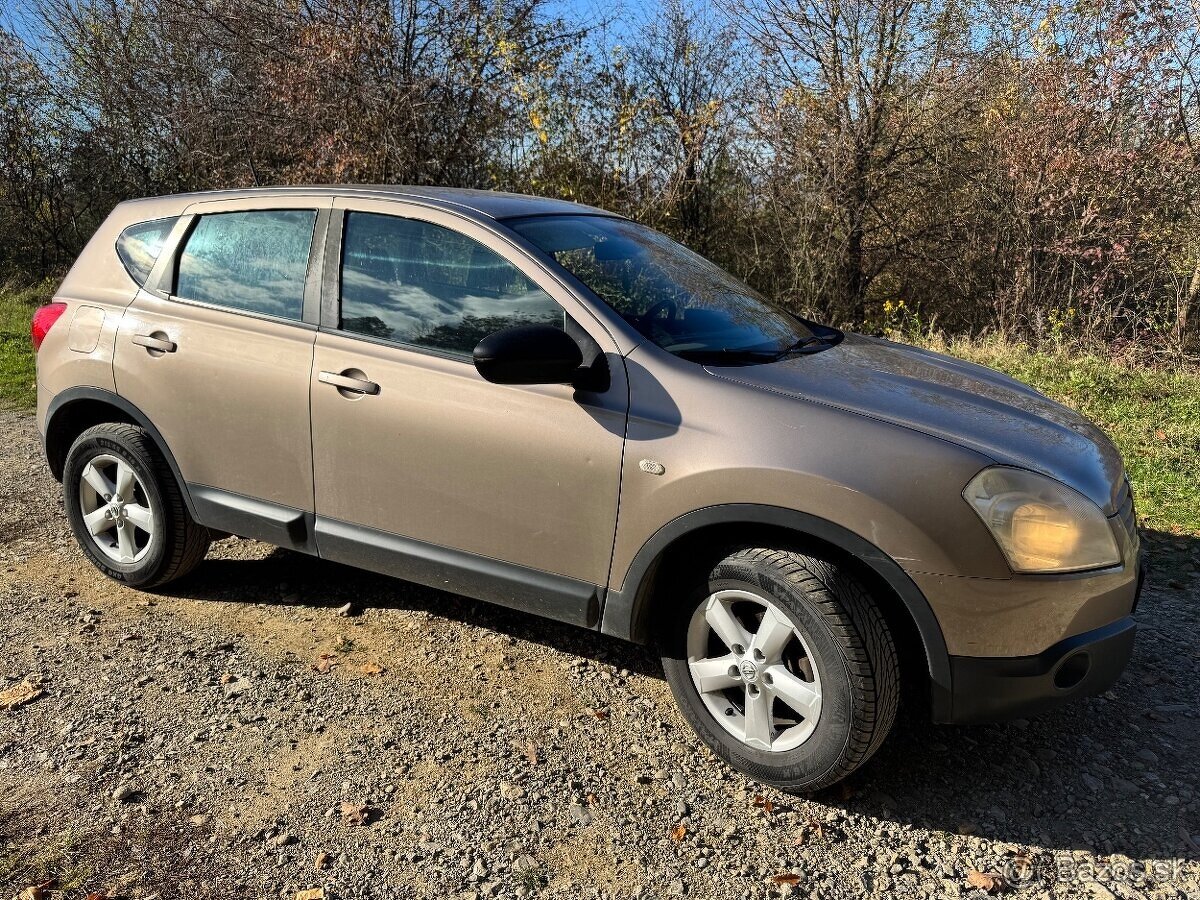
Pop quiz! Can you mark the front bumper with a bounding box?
[943,613,1137,722]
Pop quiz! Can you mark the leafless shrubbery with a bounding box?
[1,0,1197,354]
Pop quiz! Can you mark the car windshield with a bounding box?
[506,215,823,362]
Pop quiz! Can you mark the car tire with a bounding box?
[63,423,211,588]
[660,547,899,793]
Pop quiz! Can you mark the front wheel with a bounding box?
[660,547,899,793]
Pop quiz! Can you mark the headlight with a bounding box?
[963,467,1121,573]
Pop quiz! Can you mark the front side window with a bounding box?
[116,217,177,287]
[339,212,564,355]
[176,210,317,320]
[508,215,826,363]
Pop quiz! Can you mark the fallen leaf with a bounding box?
[584,706,608,720]
[670,823,686,843]
[294,889,325,900]
[333,635,354,653]
[219,673,236,685]
[767,873,801,886]
[522,741,538,765]
[312,655,336,674]
[966,869,1007,893]
[1010,854,1033,878]
[85,892,109,900]
[585,793,598,807]
[1155,429,1168,441]
[340,801,368,826]
[358,662,385,676]
[314,851,330,870]
[0,680,44,710]
[16,881,55,900]
[753,794,775,815]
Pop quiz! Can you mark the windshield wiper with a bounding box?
[678,336,831,365]
[773,335,828,358]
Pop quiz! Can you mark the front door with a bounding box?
[309,200,628,624]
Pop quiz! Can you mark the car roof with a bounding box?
[117,185,618,222]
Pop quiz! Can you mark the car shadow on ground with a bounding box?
[170,543,665,678]
[171,533,1198,869]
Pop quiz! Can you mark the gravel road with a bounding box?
[1,410,1197,900]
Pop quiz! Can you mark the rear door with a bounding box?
[309,199,629,625]
[113,196,331,547]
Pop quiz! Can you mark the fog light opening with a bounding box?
[1054,652,1091,690]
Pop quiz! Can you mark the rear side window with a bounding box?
[176,210,317,321]
[116,217,177,287]
[339,212,563,355]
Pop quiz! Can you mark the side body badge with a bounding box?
[639,459,666,476]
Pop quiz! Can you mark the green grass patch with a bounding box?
[0,279,55,410]
[927,335,1200,537]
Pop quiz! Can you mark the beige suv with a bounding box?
[34,187,1142,791]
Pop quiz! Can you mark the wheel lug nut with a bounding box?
[762,672,773,685]
[732,644,745,655]
[748,684,760,696]
[728,665,740,678]
[753,649,765,662]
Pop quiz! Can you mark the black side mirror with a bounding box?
[473,324,583,385]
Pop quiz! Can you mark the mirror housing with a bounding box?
[473,324,583,385]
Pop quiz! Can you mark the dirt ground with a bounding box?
[1,409,1197,900]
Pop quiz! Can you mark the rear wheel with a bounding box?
[660,547,899,793]
[63,423,210,588]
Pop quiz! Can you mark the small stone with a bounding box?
[336,603,354,617]
[667,880,686,896]
[112,784,137,802]
[568,804,593,827]
[499,782,526,800]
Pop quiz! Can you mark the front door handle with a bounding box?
[132,333,177,353]
[319,370,380,396]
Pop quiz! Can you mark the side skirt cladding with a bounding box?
[314,517,602,629]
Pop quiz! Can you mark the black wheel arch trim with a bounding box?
[599,503,954,716]
[44,387,199,519]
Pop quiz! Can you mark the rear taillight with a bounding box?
[31,302,68,352]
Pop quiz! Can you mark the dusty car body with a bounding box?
[34,187,1141,790]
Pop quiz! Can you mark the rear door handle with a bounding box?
[132,333,176,353]
[319,370,380,395]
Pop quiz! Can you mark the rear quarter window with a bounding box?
[116,217,178,286]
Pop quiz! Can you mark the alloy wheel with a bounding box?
[78,453,156,564]
[686,589,823,751]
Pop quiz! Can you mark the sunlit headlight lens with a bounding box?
[963,467,1121,573]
